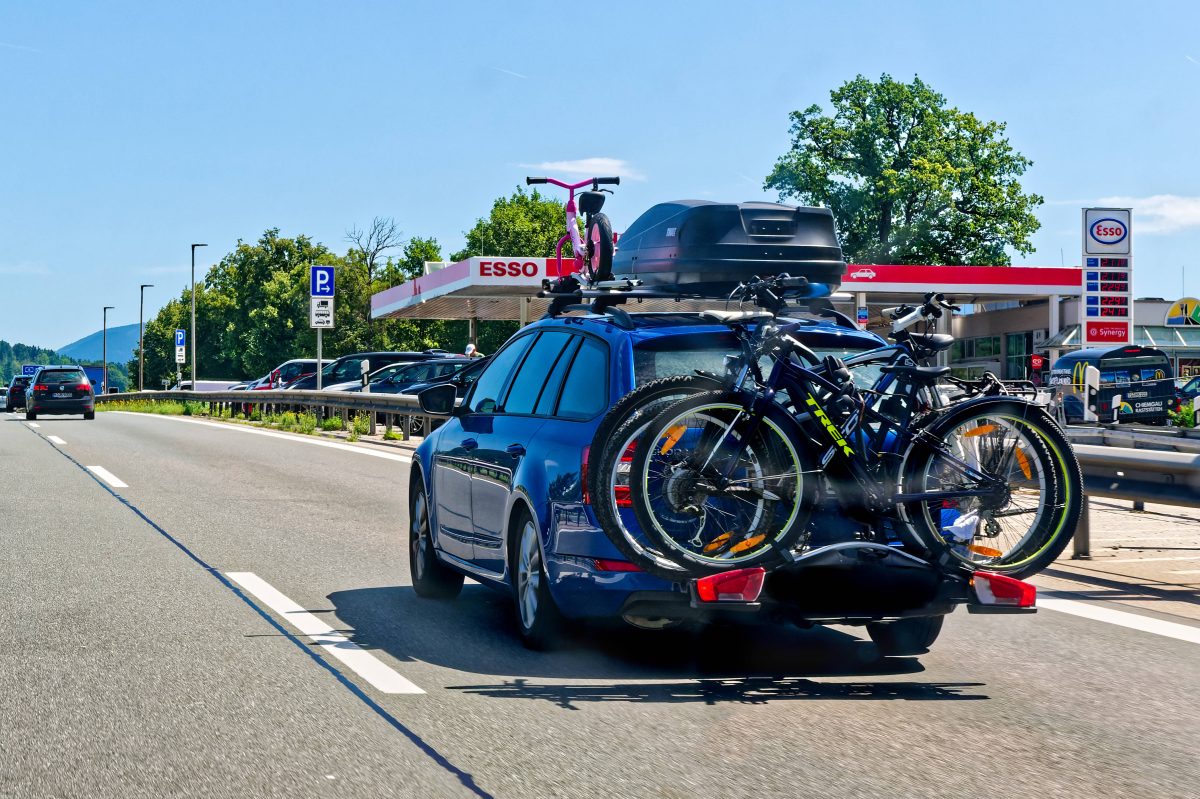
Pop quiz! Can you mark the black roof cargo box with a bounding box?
[612,200,845,294]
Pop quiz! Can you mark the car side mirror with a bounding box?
[418,383,460,416]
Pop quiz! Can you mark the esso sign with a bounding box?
[479,260,539,278]
[1089,218,1127,246]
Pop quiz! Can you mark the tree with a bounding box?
[765,74,1043,266]
[347,217,403,348]
[450,187,567,261]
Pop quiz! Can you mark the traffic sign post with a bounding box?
[1081,208,1133,346]
[310,266,336,390]
[174,328,186,367]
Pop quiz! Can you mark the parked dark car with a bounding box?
[1177,375,1200,409]
[343,358,473,395]
[401,356,489,399]
[24,366,95,420]
[5,375,33,411]
[251,358,322,390]
[284,351,452,391]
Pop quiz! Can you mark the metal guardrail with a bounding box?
[1070,444,1200,559]
[95,389,439,440]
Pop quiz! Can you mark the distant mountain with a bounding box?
[57,323,141,363]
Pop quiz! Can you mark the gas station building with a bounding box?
[371,256,1200,380]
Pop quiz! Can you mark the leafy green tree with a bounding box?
[765,74,1043,265]
[450,187,567,261]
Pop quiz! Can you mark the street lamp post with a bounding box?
[191,243,207,387]
[139,284,154,391]
[102,306,114,394]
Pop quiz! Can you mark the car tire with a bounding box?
[25,410,36,421]
[510,508,564,650]
[866,616,944,656]
[84,411,95,420]
[408,475,463,599]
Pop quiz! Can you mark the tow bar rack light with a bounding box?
[971,571,1037,608]
[694,567,766,603]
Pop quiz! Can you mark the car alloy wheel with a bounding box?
[412,491,431,583]
[516,520,542,631]
[408,480,463,599]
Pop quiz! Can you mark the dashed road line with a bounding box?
[225,572,424,695]
[47,435,66,445]
[1039,597,1200,646]
[26,422,39,428]
[86,465,128,488]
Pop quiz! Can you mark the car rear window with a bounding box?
[634,333,878,387]
[12,377,31,387]
[37,370,85,383]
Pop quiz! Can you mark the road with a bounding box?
[2,410,1197,799]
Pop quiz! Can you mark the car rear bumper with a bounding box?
[608,543,1033,626]
[30,398,93,414]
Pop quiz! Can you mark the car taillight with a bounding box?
[580,445,591,504]
[694,567,766,603]
[593,558,641,572]
[615,443,635,507]
[971,572,1036,608]
[77,384,90,391]
[34,384,48,391]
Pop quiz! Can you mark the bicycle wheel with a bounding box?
[898,399,1082,578]
[629,391,817,575]
[587,374,726,580]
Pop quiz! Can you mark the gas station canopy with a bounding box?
[371,257,1085,323]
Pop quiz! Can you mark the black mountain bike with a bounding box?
[607,279,1082,580]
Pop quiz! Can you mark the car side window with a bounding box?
[467,335,535,414]
[554,337,608,420]
[534,337,580,416]
[502,332,574,415]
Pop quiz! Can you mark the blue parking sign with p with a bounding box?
[311,266,335,297]
[175,329,186,347]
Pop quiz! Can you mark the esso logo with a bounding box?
[479,260,539,278]
[1089,218,1127,245]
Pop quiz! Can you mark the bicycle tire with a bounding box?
[584,212,614,282]
[587,374,725,580]
[628,390,818,576]
[898,398,1082,578]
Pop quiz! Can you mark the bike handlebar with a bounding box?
[525,177,548,185]
[593,176,620,186]
[524,175,621,190]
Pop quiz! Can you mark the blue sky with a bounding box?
[2,0,1199,347]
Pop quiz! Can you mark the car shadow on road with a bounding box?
[445,676,987,709]
[325,585,986,705]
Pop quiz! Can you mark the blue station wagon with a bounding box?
[409,311,884,647]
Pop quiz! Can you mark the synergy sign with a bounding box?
[1081,208,1132,345]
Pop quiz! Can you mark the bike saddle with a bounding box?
[880,364,952,382]
[700,310,774,324]
[907,333,954,352]
[578,191,606,214]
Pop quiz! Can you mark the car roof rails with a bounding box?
[543,300,635,330]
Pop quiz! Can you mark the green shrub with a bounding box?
[321,416,343,432]
[382,425,401,441]
[1169,404,1196,428]
[297,412,318,435]
[351,413,370,436]
[249,408,263,422]
[96,399,187,415]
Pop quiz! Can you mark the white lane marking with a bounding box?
[1167,569,1200,575]
[47,435,66,445]
[225,572,423,695]
[1104,555,1200,564]
[1039,597,1200,646]
[86,465,128,488]
[26,422,39,428]
[109,413,413,464]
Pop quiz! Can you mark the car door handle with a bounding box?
[505,443,526,456]
[460,438,478,450]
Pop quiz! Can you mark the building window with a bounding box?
[1005,332,1030,379]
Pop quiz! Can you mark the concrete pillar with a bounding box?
[519,297,530,327]
[468,316,479,347]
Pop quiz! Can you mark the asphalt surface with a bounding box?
[2,410,1198,798]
